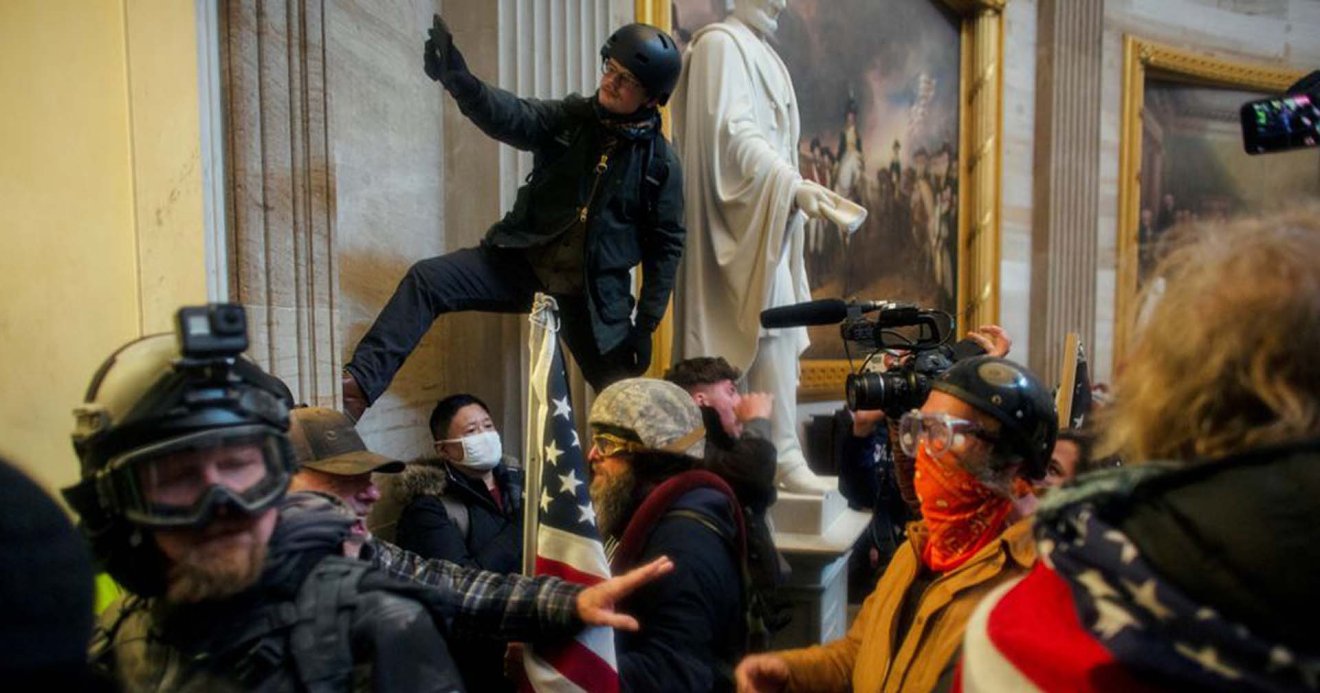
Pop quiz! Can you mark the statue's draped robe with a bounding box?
[671,17,813,470]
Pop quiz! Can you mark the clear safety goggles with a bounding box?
[100,425,290,528]
[897,410,999,460]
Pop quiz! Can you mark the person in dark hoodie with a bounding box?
[341,16,685,420]
[957,207,1320,692]
[663,356,790,644]
[588,377,747,692]
[395,394,524,692]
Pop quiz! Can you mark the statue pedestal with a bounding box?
[769,479,871,649]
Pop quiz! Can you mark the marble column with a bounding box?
[222,0,340,407]
[1029,0,1103,386]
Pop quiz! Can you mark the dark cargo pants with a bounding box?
[345,245,637,403]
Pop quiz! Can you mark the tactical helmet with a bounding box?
[589,378,706,457]
[599,23,681,105]
[62,304,295,596]
[931,356,1057,478]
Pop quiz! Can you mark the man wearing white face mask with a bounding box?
[395,394,523,692]
[395,394,523,577]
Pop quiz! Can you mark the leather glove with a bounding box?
[627,324,654,374]
[424,14,477,96]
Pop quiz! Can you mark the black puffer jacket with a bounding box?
[394,461,524,693]
[91,493,464,692]
[452,77,686,349]
[394,460,524,573]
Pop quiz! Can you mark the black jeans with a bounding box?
[345,245,637,403]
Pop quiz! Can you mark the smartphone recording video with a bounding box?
[1240,90,1320,155]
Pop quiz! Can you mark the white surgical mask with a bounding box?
[442,430,503,471]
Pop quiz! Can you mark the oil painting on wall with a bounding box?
[1138,80,1320,285]
[672,0,963,359]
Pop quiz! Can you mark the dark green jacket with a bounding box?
[452,81,685,351]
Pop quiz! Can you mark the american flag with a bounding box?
[521,295,619,692]
[1055,332,1093,430]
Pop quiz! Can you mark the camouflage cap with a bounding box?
[589,378,706,457]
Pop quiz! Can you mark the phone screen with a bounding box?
[1240,91,1320,155]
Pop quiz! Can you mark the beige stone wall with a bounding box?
[0,0,206,493]
[1001,0,1320,385]
[328,1,449,461]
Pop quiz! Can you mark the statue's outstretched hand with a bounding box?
[794,180,836,220]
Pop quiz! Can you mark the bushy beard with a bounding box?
[589,466,637,540]
[164,533,268,604]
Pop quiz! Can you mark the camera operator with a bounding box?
[839,325,1015,589]
[958,208,1320,691]
[737,355,1056,692]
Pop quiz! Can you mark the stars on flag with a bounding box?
[559,468,583,496]
[553,396,573,420]
[577,502,597,525]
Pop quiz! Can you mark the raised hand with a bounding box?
[575,556,674,631]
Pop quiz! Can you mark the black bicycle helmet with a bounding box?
[931,356,1058,479]
[600,23,682,105]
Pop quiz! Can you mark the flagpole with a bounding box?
[522,293,558,576]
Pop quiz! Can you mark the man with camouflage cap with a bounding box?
[587,377,748,692]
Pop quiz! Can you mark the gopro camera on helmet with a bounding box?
[63,303,295,595]
[176,303,248,358]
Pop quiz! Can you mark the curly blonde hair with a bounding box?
[1098,205,1320,464]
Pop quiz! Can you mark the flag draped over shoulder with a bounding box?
[522,294,620,693]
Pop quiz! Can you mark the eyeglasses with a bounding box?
[590,433,641,458]
[600,59,643,91]
[897,410,999,459]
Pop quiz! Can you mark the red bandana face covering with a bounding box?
[913,445,1014,572]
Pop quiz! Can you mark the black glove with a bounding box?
[424,14,477,96]
[627,324,654,374]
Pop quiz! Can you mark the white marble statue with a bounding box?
[670,0,844,494]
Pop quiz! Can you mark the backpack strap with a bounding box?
[611,470,746,573]
[662,507,756,683]
[438,494,471,543]
[639,137,669,222]
[291,556,371,693]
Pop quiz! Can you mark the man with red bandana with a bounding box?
[734,356,1056,692]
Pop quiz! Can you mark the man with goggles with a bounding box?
[736,356,1056,693]
[65,305,671,691]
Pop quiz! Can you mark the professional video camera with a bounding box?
[760,298,984,417]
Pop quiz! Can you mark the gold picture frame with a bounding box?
[638,0,1007,401]
[1114,36,1305,365]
